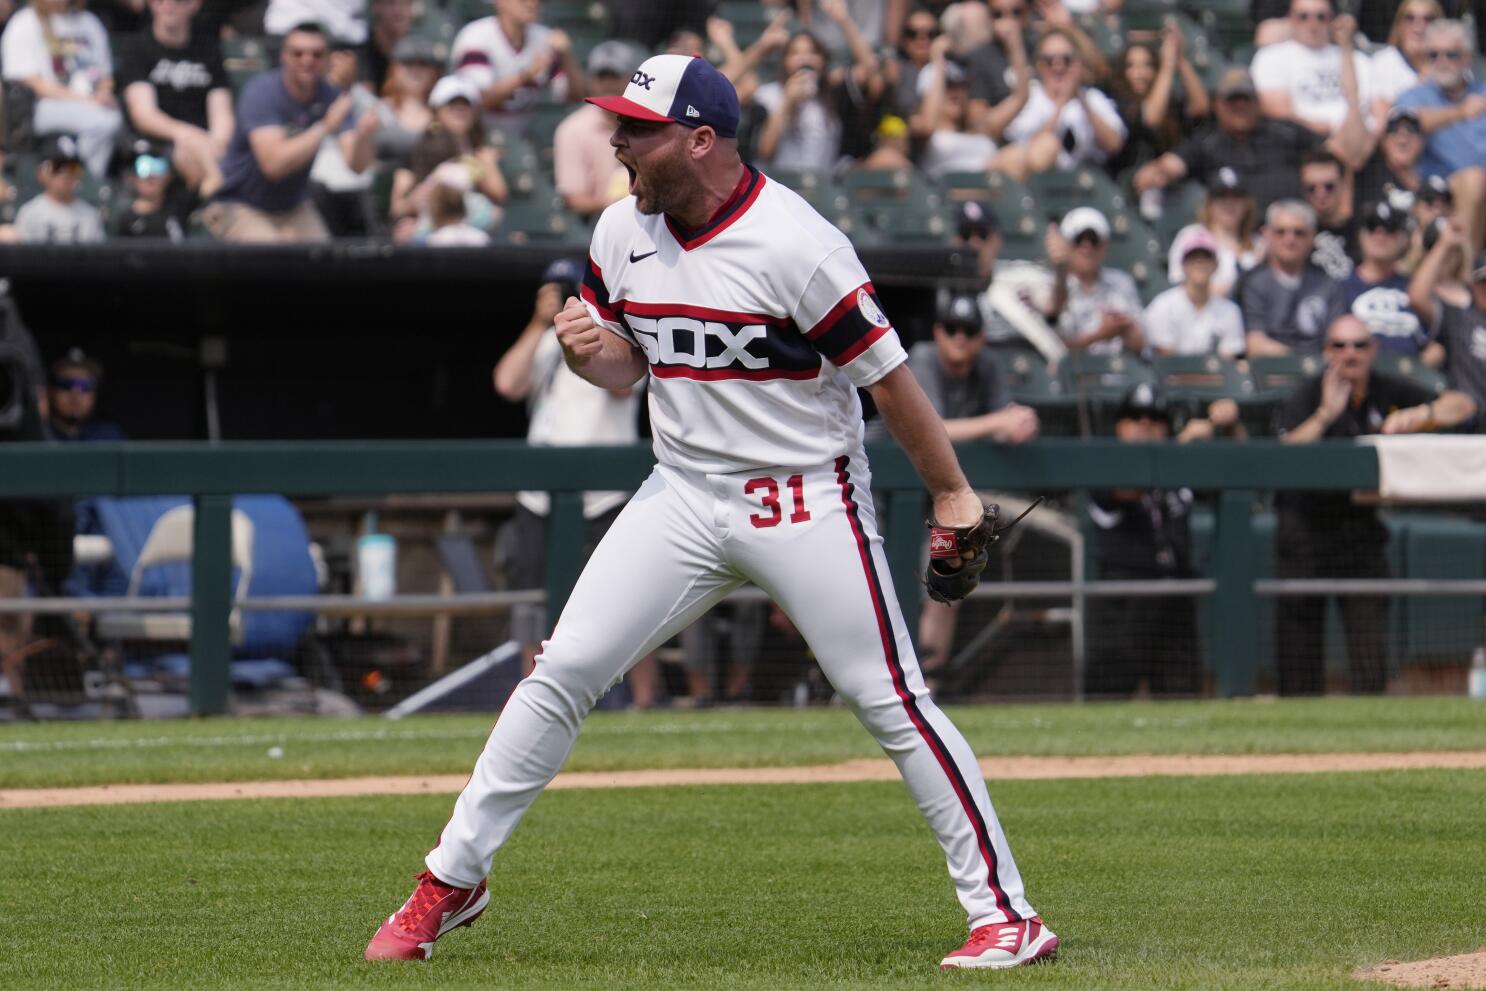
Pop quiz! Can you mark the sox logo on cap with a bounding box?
[587,53,740,139]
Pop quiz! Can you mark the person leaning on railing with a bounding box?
[1273,313,1476,696]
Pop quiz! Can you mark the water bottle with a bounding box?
[1469,647,1486,699]
[357,513,397,602]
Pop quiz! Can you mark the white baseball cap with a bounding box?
[1059,206,1110,243]
[429,75,480,109]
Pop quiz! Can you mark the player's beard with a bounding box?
[631,143,693,218]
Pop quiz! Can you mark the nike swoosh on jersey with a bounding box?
[629,249,659,263]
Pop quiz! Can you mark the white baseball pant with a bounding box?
[426,454,1038,929]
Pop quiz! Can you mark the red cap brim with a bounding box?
[585,95,674,123]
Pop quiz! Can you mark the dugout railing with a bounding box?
[0,438,1400,714]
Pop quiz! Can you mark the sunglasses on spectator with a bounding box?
[1072,231,1103,247]
[1270,226,1311,238]
[1386,119,1422,134]
[941,323,982,338]
[1402,12,1439,23]
[1037,53,1076,68]
[1427,49,1466,61]
[1327,339,1373,351]
[1304,181,1337,194]
[905,25,938,39]
[51,376,96,393]
[134,155,170,179]
[1363,220,1405,234]
[1293,10,1332,21]
[991,5,1027,18]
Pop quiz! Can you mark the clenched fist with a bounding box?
[555,295,604,366]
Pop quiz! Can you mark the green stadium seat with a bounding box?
[1120,0,1180,32]
[1152,180,1207,248]
[1151,354,1254,419]
[995,206,1049,261]
[1104,216,1169,303]
[1028,167,1130,224]
[524,101,578,169]
[410,5,459,45]
[541,0,609,32]
[1374,351,1448,396]
[1058,351,1156,401]
[446,0,491,26]
[1241,353,1322,437]
[998,346,1079,436]
[940,171,1036,215]
[765,169,851,217]
[843,168,946,242]
[222,35,270,92]
[498,179,588,245]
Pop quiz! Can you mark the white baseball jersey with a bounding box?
[451,17,567,117]
[580,166,908,473]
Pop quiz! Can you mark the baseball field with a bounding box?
[5,697,1485,990]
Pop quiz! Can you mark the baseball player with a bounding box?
[365,53,1057,971]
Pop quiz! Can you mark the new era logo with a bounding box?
[685,105,700,118]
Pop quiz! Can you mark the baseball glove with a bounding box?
[923,498,1043,604]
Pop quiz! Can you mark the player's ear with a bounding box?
[688,125,717,159]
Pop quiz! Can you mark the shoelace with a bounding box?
[966,922,1021,948]
[396,871,457,934]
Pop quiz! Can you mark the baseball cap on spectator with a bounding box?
[585,53,740,139]
[429,75,480,109]
[1418,174,1453,206]
[1214,66,1257,99]
[956,200,1000,241]
[1385,105,1421,133]
[541,257,585,288]
[1208,166,1246,196]
[393,37,443,66]
[1360,200,1408,233]
[1116,383,1171,424]
[51,347,102,383]
[917,59,967,97]
[936,290,983,333]
[588,40,641,78]
[1174,227,1219,262]
[38,134,83,165]
[1059,206,1110,243]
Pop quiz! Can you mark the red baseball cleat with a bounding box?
[939,916,1059,970]
[364,870,490,961]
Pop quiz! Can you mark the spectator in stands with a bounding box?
[554,41,640,221]
[753,9,882,173]
[884,6,943,121]
[265,0,368,45]
[1043,206,1145,354]
[1414,174,1454,233]
[802,0,890,55]
[492,258,656,707]
[1165,168,1263,300]
[422,180,490,246]
[1355,107,1427,219]
[117,0,233,199]
[45,348,123,441]
[1275,313,1476,695]
[994,28,1125,181]
[1344,200,1430,356]
[204,23,379,243]
[951,200,1038,347]
[709,10,790,109]
[1301,148,1358,279]
[962,0,1030,144]
[370,37,440,168]
[1086,383,1201,698]
[916,59,995,180]
[1394,19,1486,254]
[1410,221,1486,417]
[1368,0,1443,120]
[1251,1,1371,137]
[308,42,379,236]
[109,143,187,241]
[1107,21,1210,178]
[910,288,1039,681]
[1241,199,1345,355]
[1135,65,1365,213]
[363,0,415,92]
[608,0,709,50]
[389,75,508,241]
[14,135,104,244]
[452,0,586,126]
[0,0,124,179]
[1145,229,1246,357]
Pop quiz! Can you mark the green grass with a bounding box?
[5,770,1485,989]
[3,697,1486,789]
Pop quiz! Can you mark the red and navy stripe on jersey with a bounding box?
[806,283,895,368]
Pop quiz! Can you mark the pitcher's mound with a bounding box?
[1356,951,1486,988]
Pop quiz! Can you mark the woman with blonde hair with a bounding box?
[372,41,439,167]
[0,0,123,177]
[1166,169,1263,299]
[994,28,1125,181]
[1369,0,1443,118]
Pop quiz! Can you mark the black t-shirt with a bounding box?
[1433,302,1486,426]
[116,31,229,131]
[1174,118,1322,210]
[1353,152,1415,215]
[109,203,185,241]
[1311,217,1359,280]
[1089,489,1194,579]
[1277,370,1438,521]
[966,40,1011,107]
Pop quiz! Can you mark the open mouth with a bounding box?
[625,163,637,194]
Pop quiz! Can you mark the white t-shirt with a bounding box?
[1003,83,1126,168]
[752,82,842,173]
[920,128,996,180]
[14,194,104,244]
[425,223,491,247]
[1367,46,1420,106]
[1250,40,1372,130]
[1144,286,1246,357]
[516,330,642,518]
[582,166,907,473]
[1,7,112,93]
[264,0,367,44]
[452,17,567,121]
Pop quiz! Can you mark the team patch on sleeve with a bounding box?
[805,282,895,366]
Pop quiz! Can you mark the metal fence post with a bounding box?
[1211,488,1258,696]
[544,491,586,630]
[190,494,233,715]
[886,487,926,650]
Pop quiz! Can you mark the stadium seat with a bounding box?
[524,101,577,169]
[1120,0,1181,31]
[940,171,1035,213]
[1374,351,1448,397]
[766,169,851,218]
[1152,180,1208,248]
[542,0,609,32]
[1152,354,1254,419]
[1029,167,1130,224]
[1242,353,1322,436]
[410,5,459,44]
[998,346,1079,436]
[1104,217,1170,303]
[843,168,947,242]
[1058,351,1156,401]
[498,177,589,245]
[222,35,270,92]
[996,205,1049,261]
